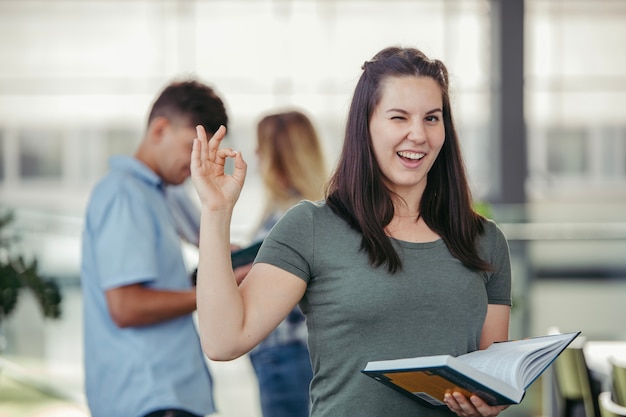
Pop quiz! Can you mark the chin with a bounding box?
[163,176,184,186]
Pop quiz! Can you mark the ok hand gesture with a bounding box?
[190,125,247,211]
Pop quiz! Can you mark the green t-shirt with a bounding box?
[256,200,512,417]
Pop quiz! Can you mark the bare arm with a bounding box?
[233,263,252,285]
[191,125,304,361]
[197,260,306,360]
[106,284,196,328]
[479,303,511,349]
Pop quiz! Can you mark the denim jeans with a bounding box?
[249,341,313,417]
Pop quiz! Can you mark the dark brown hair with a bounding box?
[326,46,490,273]
[148,79,228,135]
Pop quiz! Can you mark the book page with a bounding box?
[456,337,566,389]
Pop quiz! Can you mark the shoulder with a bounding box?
[479,218,507,241]
[280,200,344,228]
[268,200,348,241]
[281,199,332,219]
[89,171,144,208]
[86,172,156,229]
[477,218,511,262]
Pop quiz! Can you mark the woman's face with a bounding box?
[369,75,445,197]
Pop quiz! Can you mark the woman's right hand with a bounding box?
[190,125,247,211]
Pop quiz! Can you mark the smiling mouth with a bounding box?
[397,151,425,160]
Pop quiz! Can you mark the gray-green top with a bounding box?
[255,200,512,417]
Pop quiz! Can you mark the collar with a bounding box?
[108,155,164,190]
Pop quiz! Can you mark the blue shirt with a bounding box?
[164,183,202,247]
[81,156,215,417]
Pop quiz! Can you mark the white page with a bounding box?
[456,337,567,389]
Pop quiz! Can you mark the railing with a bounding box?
[3,206,626,340]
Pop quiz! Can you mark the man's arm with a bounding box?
[106,284,196,328]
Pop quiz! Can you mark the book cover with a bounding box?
[362,331,580,407]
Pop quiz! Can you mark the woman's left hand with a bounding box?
[444,392,509,417]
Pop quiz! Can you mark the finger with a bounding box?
[444,393,462,414]
[469,396,490,417]
[191,137,203,174]
[215,147,236,167]
[206,125,227,161]
[196,125,211,164]
[470,395,486,410]
[452,392,477,417]
[231,150,248,187]
[469,396,507,417]
[196,124,208,145]
[209,147,247,190]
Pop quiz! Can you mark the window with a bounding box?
[19,129,62,179]
[546,128,587,176]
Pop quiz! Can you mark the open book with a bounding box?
[362,331,580,407]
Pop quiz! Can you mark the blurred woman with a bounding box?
[247,110,328,417]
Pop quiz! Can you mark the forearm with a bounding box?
[106,286,197,328]
[195,206,247,360]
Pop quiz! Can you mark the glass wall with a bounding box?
[525,0,626,202]
[0,0,496,215]
[1,0,625,208]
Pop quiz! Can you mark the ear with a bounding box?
[146,117,170,144]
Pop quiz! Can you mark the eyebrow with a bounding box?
[386,108,443,115]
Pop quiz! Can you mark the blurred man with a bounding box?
[81,79,228,417]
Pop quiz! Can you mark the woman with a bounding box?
[247,110,327,417]
[191,46,512,417]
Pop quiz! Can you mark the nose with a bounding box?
[406,119,427,144]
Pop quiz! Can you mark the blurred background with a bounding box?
[0,0,625,416]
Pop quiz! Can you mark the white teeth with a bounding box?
[397,151,425,160]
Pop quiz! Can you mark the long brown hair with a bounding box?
[257,110,327,220]
[326,46,490,273]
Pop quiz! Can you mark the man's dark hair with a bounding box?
[148,79,228,135]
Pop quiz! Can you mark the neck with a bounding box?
[393,200,421,219]
[394,211,420,219]
[385,215,440,243]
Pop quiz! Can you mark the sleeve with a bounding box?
[164,184,201,246]
[482,220,513,306]
[254,201,316,284]
[93,188,159,290]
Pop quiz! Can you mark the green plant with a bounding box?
[473,200,494,219]
[0,210,62,322]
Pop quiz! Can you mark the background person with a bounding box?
[81,79,228,417]
[190,46,512,417]
[165,181,202,248]
[245,110,327,417]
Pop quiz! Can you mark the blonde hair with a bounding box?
[256,110,327,218]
